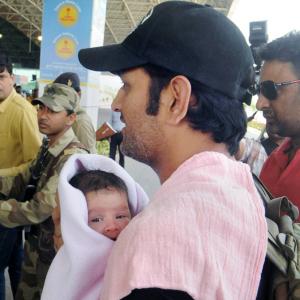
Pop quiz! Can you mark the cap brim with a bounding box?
[31,97,64,112]
[78,44,148,72]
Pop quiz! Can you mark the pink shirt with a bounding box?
[101,152,267,300]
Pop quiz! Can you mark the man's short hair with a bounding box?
[0,54,13,75]
[143,64,247,155]
[259,31,300,76]
[69,170,128,197]
[54,72,81,93]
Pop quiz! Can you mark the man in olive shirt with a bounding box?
[0,83,88,299]
[54,72,97,153]
[0,54,41,299]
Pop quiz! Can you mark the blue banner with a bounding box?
[39,0,93,83]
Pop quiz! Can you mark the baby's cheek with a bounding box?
[120,219,130,230]
[89,223,104,235]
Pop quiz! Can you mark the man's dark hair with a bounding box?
[259,31,300,77]
[0,54,13,75]
[15,85,22,94]
[54,72,81,93]
[142,64,247,155]
[66,109,75,116]
[69,170,128,197]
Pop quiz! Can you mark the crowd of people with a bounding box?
[0,1,300,299]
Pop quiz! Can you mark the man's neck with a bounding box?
[282,137,300,163]
[291,137,300,149]
[48,127,70,147]
[0,89,12,103]
[156,131,230,183]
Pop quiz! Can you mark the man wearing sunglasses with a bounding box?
[257,31,300,217]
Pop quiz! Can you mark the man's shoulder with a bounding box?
[10,92,37,114]
[76,107,93,122]
[54,143,87,173]
[43,139,88,178]
[49,129,87,157]
[63,142,88,156]
[10,92,31,107]
[161,152,255,195]
[263,138,289,164]
[62,133,89,156]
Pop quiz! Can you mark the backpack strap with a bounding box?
[252,173,272,207]
[268,197,299,224]
[253,173,300,273]
[253,173,300,299]
[252,174,299,222]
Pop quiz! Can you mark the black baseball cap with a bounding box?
[79,1,254,101]
[54,72,81,92]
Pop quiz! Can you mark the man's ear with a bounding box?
[66,112,77,126]
[9,74,15,90]
[164,75,192,125]
[11,74,15,84]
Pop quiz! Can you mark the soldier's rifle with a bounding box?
[19,137,50,202]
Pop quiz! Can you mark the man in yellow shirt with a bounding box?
[0,55,41,174]
[0,53,41,299]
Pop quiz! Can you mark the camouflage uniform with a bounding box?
[0,83,88,299]
[0,128,87,299]
[73,107,97,154]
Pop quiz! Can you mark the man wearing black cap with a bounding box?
[79,2,267,299]
[0,83,88,299]
[54,72,97,153]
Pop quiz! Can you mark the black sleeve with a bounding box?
[121,288,194,300]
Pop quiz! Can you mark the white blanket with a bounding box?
[41,154,149,300]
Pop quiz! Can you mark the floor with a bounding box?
[5,269,13,300]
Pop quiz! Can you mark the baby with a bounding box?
[69,169,131,241]
[41,154,149,300]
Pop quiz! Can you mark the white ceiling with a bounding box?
[0,0,234,46]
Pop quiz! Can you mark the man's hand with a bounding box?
[52,193,63,252]
[0,193,7,200]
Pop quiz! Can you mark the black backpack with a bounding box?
[253,174,300,300]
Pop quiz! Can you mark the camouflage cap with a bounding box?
[32,83,79,112]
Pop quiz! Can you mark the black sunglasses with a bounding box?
[257,79,300,100]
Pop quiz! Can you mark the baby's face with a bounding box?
[86,189,131,240]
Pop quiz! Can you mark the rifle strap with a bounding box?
[27,141,89,197]
[63,141,89,155]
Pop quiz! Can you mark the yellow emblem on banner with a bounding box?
[58,4,78,27]
[55,36,76,59]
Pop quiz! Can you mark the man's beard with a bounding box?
[121,133,154,165]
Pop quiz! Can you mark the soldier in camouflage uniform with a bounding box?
[0,83,88,300]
